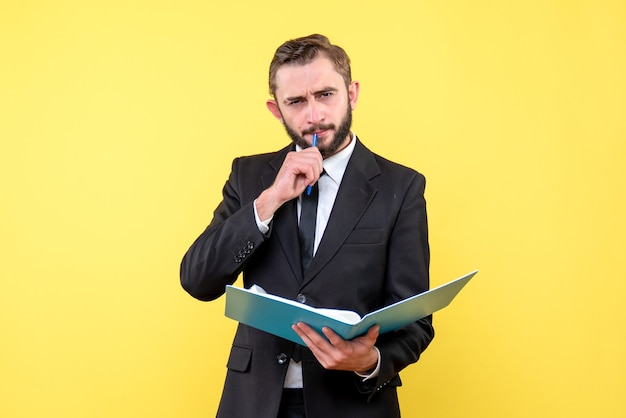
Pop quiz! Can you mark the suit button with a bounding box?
[277,353,288,365]
[296,294,306,304]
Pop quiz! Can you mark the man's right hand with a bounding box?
[255,148,323,221]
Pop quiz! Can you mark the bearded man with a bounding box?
[181,34,434,418]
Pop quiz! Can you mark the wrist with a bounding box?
[255,188,283,222]
[355,347,380,376]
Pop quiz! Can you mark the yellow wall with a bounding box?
[2,1,624,417]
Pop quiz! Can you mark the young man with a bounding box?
[181,34,434,418]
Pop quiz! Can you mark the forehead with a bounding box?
[273,56,345,98]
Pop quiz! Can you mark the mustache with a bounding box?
[301,124,335,136]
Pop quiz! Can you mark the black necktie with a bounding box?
[298,182,318,276]
[294,183,318,363]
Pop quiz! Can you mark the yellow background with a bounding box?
[2,1,625,417]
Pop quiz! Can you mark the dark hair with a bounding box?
[268,34,352,97]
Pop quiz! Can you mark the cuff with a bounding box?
[253,199,273,234]
[354,346,381,381]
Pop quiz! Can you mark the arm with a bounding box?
[292,171,433,393]
[371,173,433,392]
[180,148,323,301]
[179,162,265,301]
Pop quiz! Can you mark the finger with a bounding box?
[293,323,334,358]
[275,152,322,196]
[293,323,340,368]
[352,325,379,347]
[292,323,320,346]
[321,326,347,348]
[294,323,331,346]
[292,323,316,347]
[285,152,321,186]
[299,148,323,179]
[367,324,380,340]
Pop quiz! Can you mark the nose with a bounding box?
[306,100,324,124]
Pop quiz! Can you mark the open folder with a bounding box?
[225,270,478,346]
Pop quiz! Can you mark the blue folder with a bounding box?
[225,270,478,346]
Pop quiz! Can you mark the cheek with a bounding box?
[284,113,304,129]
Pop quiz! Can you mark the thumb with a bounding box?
[367,324,380,340]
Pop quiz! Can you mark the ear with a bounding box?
[348,81,360,110]
[266,99,284,122]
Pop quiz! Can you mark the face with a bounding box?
[267,56,359,159]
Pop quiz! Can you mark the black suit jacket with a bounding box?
[181,138,434,418]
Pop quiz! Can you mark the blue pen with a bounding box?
[306,133,319,195]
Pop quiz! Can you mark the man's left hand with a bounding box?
[292,322,380,373]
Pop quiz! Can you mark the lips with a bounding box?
[313,130,328,138]
[304,125,334,138]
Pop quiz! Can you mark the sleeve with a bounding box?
[180,158,269,301]
[253,199,273,235]
[365,172,435,399]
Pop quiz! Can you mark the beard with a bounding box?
[282,103,353,159]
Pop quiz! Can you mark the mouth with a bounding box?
[305,123,334,135]
[306,129,331,141]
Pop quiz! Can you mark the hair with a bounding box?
[268,34,352,97]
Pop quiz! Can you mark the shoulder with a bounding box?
[354,138,426,185]
[374,152,424,179]
[234,144,291,164]
[230,144,293,174]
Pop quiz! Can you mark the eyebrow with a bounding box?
[283,87,339,104]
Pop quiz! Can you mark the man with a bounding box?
[181,34,434,418]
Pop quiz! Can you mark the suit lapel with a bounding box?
[263,145,304,283]
[303,139,380,284]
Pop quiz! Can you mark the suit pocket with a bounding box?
[344,229,384,245]
[226,344,252,372]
